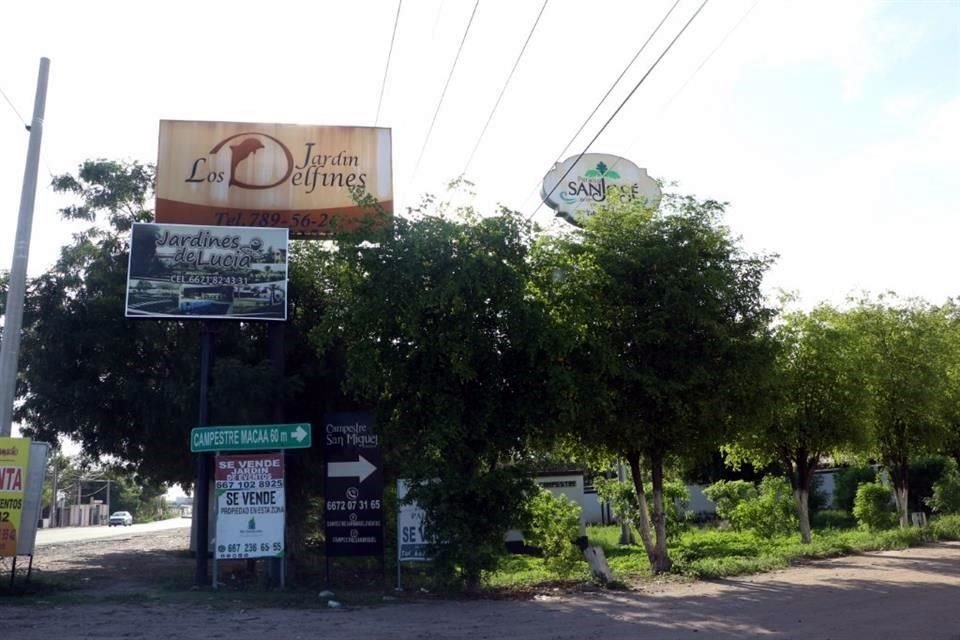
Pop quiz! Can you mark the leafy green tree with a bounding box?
[725,305,871,542]
[314,205,561,591]
[524,488,584,577]
[846,296,954,528]
[853,481,897,530]
[833,465,878,512]
[531,195,776,573]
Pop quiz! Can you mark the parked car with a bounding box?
[109,511,133,527]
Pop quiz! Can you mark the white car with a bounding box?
[109,511,133,527]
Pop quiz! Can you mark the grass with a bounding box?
[488,516,958,587]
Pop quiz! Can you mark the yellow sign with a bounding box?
[155,121,393,239]
[0,437,30,557]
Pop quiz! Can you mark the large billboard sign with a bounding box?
[214,453,285,560]
[155,120,393,238]
[125,222,288,321]
[0,437,30,557]
[541,153,661,225]
[324,412,383,557]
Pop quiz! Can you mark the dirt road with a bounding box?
[3,530,960,639]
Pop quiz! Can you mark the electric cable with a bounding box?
[411,0,481,180]
[375,0,403,126]
[529,0,711,222]
[460,0,549,177]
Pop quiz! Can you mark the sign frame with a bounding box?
[191,423,312,453]
[214,452,286,561]
[0,437,31,557]
[324,411,384,558]
[155,120,393,239]
[126,222,289,322]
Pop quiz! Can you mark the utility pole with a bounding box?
[49,459,59,528]
[0,57,50,437]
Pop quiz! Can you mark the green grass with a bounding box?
[577,522,935,582]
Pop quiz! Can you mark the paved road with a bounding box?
[34,516,191,546]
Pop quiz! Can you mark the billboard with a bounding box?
[125,222,288,321]
[0,437,30,557]
[155,120,392,238]
[214,453,285,560]
[324,412,383,557]
[541,154,661,225]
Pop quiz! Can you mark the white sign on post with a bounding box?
[397,479,431,562]
[214,453,285,559]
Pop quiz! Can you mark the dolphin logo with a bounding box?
[209,132,294,190]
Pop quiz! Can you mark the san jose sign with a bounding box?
[541,153,661,225]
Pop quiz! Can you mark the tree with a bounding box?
[532,195,775,573]
[846,295,954,528]
[725,304,871,542]
[314,204,561,591]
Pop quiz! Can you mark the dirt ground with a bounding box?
[3,530,960,639]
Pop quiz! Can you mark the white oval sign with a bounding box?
[540,154,660,225]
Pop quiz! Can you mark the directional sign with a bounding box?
[324,412,383,557]
[191,423,312,452]
[327,455,377,483]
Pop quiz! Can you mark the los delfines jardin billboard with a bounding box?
[155,120,393,238]
[125,222,289,321]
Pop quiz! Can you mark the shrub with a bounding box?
[524,488,584,577]
[703,480,758,522]
[812,509,856,530]
[930,514,960,540]
[853,482,896,531]
[926,462,960,515]
[833,466,877,512]
[729,476,798,538]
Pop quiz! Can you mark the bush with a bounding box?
[812,509,856,530]
[524,489,584,577]
[930,514,960,540]
[853,482,896,531]
[925,460,960,515]
[833,466,877,512]
[729,477,798,538]
[703,480,758,521]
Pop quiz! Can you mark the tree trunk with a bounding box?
[795,488,811,543]
[890,459,910,528]
[625,451,655,564]
[789,453,814,544]
[649,452,672,574]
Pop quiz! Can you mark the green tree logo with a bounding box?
[584,161,620,179]
[248,517,256,530]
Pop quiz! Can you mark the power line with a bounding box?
[612,0,761,176]
[411,0,481,180]
[529,0,711,222]
[517,0,681,213]
[0,85,29,130]
[550,0,680,172]
[375,0,403,126]
[461,0,549,177]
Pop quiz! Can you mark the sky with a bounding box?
[2,0,958,310]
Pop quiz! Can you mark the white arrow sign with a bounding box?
[292,425,308,442]
[327,455,377,483]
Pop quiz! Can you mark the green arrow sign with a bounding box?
[191,423,312,452]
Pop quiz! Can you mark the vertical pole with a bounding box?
[194,323,213,585]
[268,322,285,586]
[0,57,50,437]
[106,479,111,521]
[49,458,58,528]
